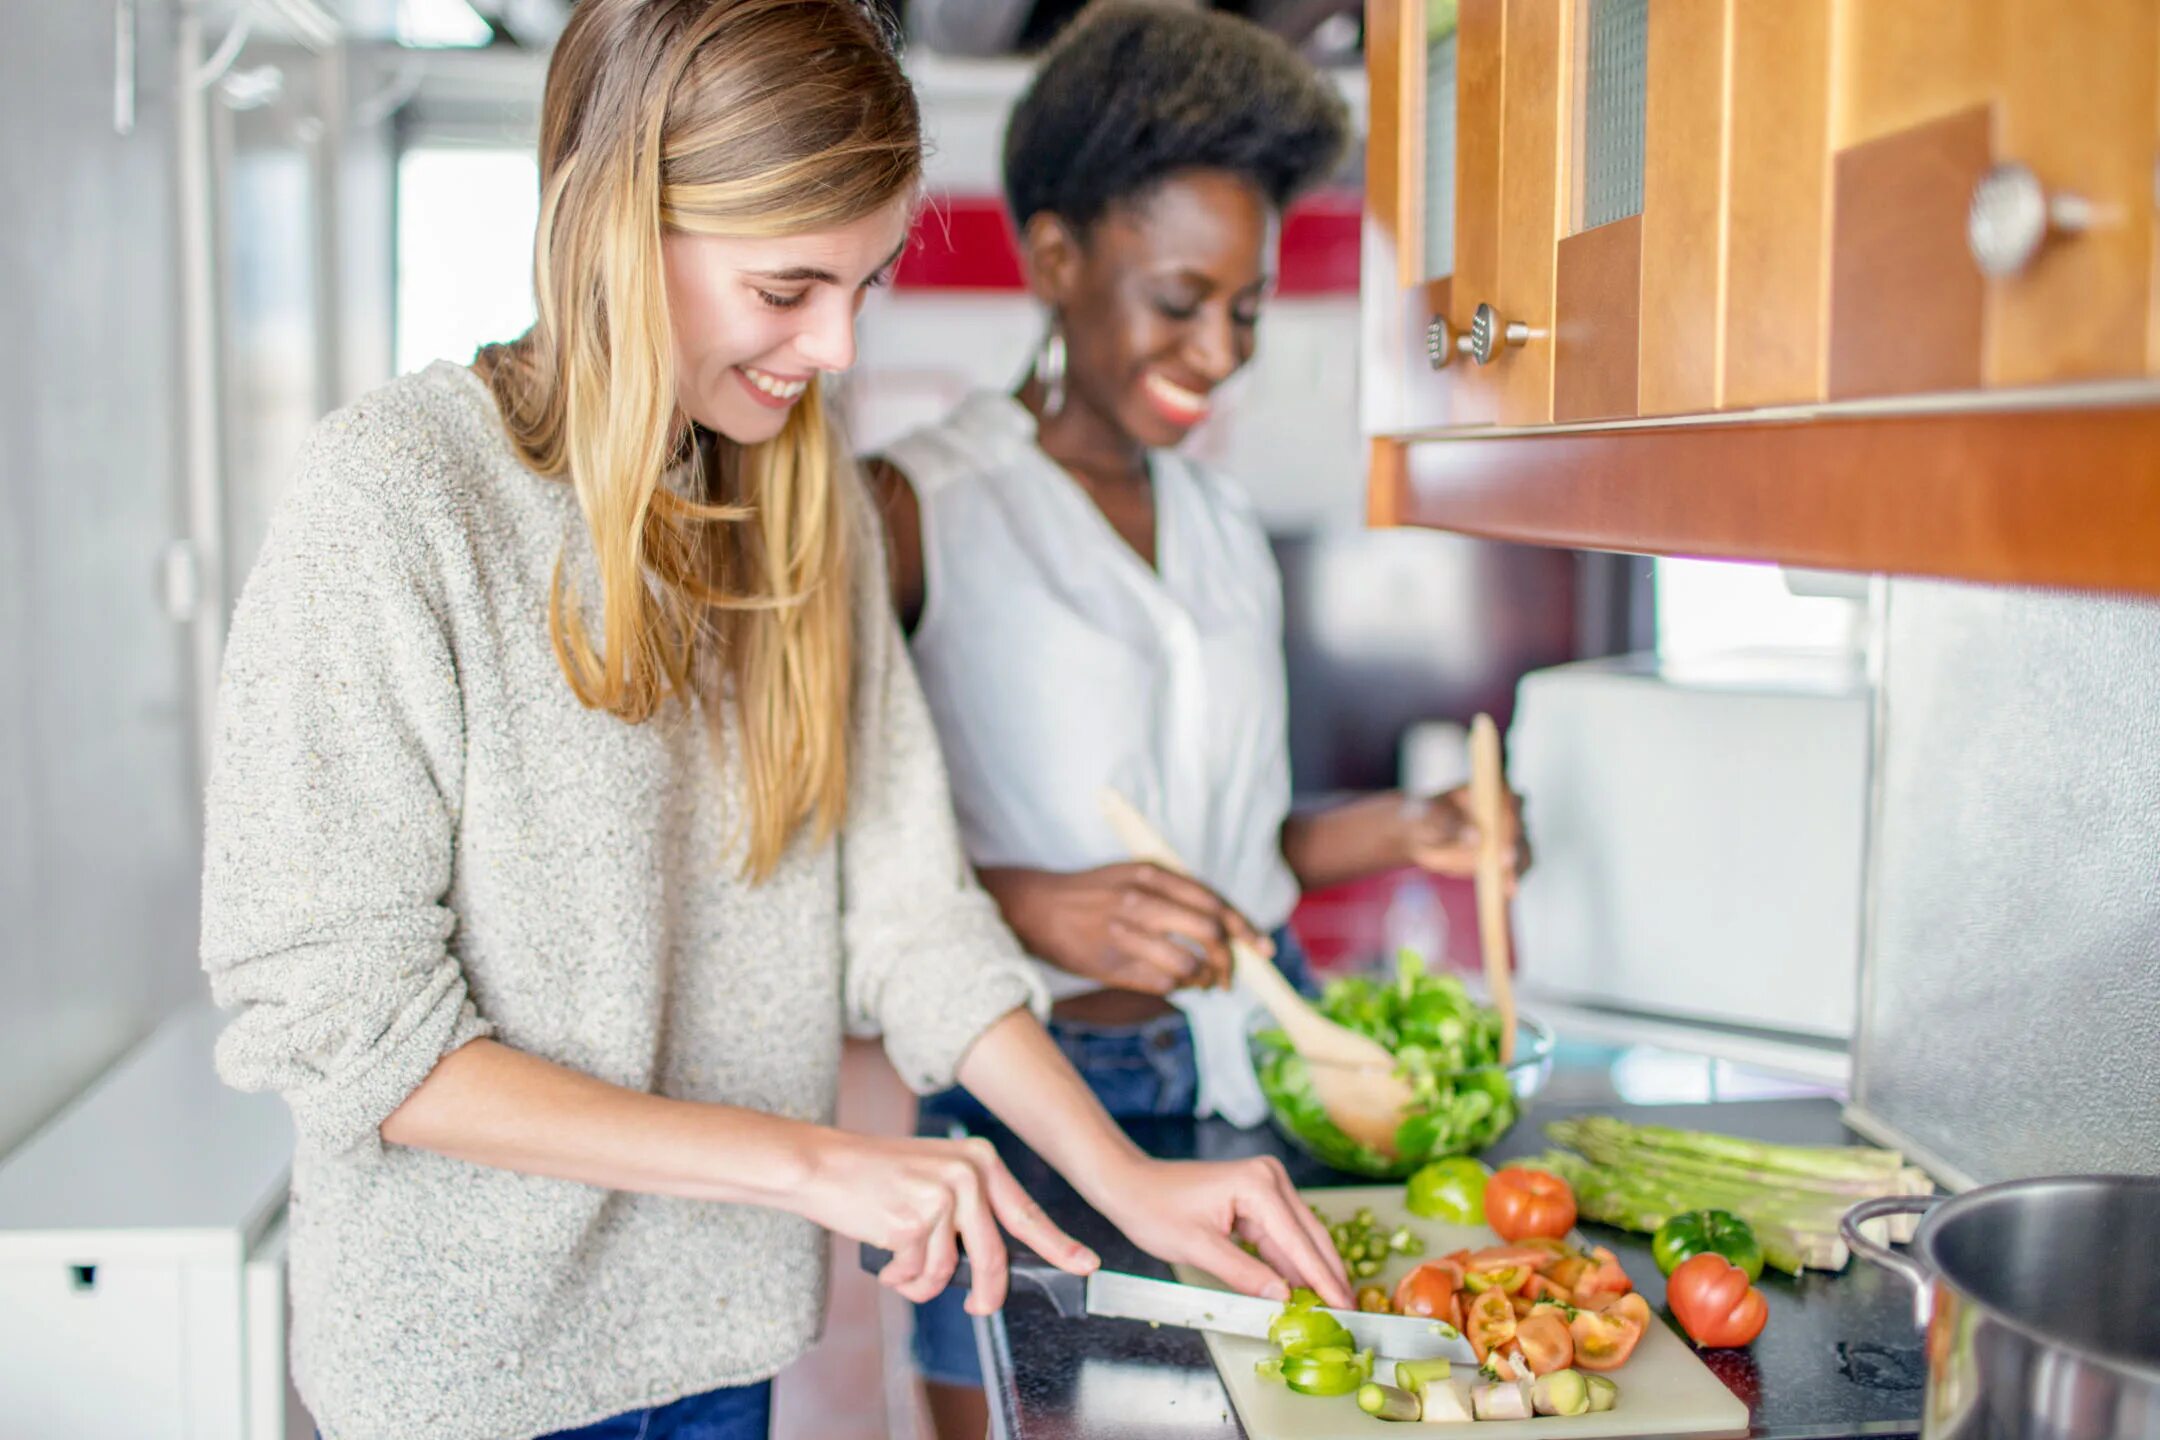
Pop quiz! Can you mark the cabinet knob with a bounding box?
[1968,162,2094,278]
[1464,302,1530,366]
[1428,303,1531,368]
[1425,314,1463,369]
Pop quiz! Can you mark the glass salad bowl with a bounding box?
[1247,961,1555,1180]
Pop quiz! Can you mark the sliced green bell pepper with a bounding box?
[1268,1307,1354,1357]
[1282,1346,1374,1397]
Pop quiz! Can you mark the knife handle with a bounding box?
[857,1243,1089,1318]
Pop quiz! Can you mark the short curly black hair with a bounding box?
[1002,2,1351,235]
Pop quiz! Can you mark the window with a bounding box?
[1654,558,1868,662]
[394,146,539,374]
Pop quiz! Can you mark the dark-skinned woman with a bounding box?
[866,6,1523,1433]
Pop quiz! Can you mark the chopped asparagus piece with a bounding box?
[1531,1370,1591,1417]
[1415,1378,1475,1424]
[1470,1380,1534,1421]
[1358,1382,1423,1421]
[1393,1357,1453,1396]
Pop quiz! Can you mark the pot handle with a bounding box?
[1841,1195,1942,1328]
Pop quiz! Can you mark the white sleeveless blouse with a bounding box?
[882,391,1299,1124]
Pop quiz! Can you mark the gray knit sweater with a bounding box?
[199,362,1045,1440]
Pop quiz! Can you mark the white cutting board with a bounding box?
[1173,1186,1750,1440]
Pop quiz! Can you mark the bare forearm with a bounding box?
[379,1037,817,1207]
[955,1009,1147,1208]
[955,1010,1355,1309]
[1279,792,1414,891]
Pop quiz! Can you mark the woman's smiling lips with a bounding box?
[735,365,812,409]
[1142,370,1210,426]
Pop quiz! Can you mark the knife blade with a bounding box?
[858,1245,1476,1362]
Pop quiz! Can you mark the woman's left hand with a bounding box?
[1085,1153,1353,1309]
[1404,786,1530,886]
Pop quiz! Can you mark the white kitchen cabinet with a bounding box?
[0,1002,298,1438]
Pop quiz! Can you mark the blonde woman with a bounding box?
[197,4,1347,1438]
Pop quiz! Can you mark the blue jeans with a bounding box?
[910,926,1315,1388]
[318,1384,768,1440]
[536,1382,771,1440]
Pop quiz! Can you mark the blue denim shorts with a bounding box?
[909,926,1315,1388]
[537,1381,771,1440]
[324,1382,771,1440]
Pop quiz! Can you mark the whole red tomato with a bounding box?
[1484,1167,1578,1242]
[1666,1252,1769,1348]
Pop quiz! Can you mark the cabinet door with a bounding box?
[1984,0,2157,386]
[1423,0,1564,427]
[1828,0,2158,396]
[1372,0,1463,291]
[1487,0,1570,424]
[1441,0,1508,424]
[1366,0,1475,432]
[1555,0,1651,422]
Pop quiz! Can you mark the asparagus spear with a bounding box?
[1535,1150,1850,1274]
[1546,1117,1928,1197]
[1546,1117,1908,1186]
[1534,1112,1945,1272]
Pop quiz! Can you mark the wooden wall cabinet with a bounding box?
[1365,0,2160,596]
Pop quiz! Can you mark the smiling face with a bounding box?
[1029,168,1275,451]
[661,189,915,445]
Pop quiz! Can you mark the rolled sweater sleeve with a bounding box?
[199,426,491,1156]
[839,492,1047,1093]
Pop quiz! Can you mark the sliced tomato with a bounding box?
[1523,1274,1574,1306]
[1570,1246,1636,1310]
[1548,1253,1592,1292]
[1515,1236,1575,1268]
[1600,1293,1652,1332]
[1569,1305,1646,1372]
[1462,1264,1530,1295]
[1466,1244,1561,1273]
[1514,1310,1576,1376]
[1392,1260,1463,1321]
[1466,1286,1517,1363]
[1508,1293,1535,1319]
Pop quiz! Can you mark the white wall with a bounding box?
[0,1,204,1155]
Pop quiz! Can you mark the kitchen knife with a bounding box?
[859,1245,1476,1362]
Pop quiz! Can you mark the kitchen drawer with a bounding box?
[0,1003,297,1438]
[0,1259,191,1436]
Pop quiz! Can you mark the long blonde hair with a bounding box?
[476,0,920,878]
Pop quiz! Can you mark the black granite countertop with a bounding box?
[968,1055,1927,1440]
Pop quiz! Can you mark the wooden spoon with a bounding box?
[1468,713,1518,1064]
[1098,789,1416,1156]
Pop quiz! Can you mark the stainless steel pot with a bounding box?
[1844,1176,2160,1440]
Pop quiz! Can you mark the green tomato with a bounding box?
[1404,1155,1493,1222]
[1652,1208,1766,1282]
